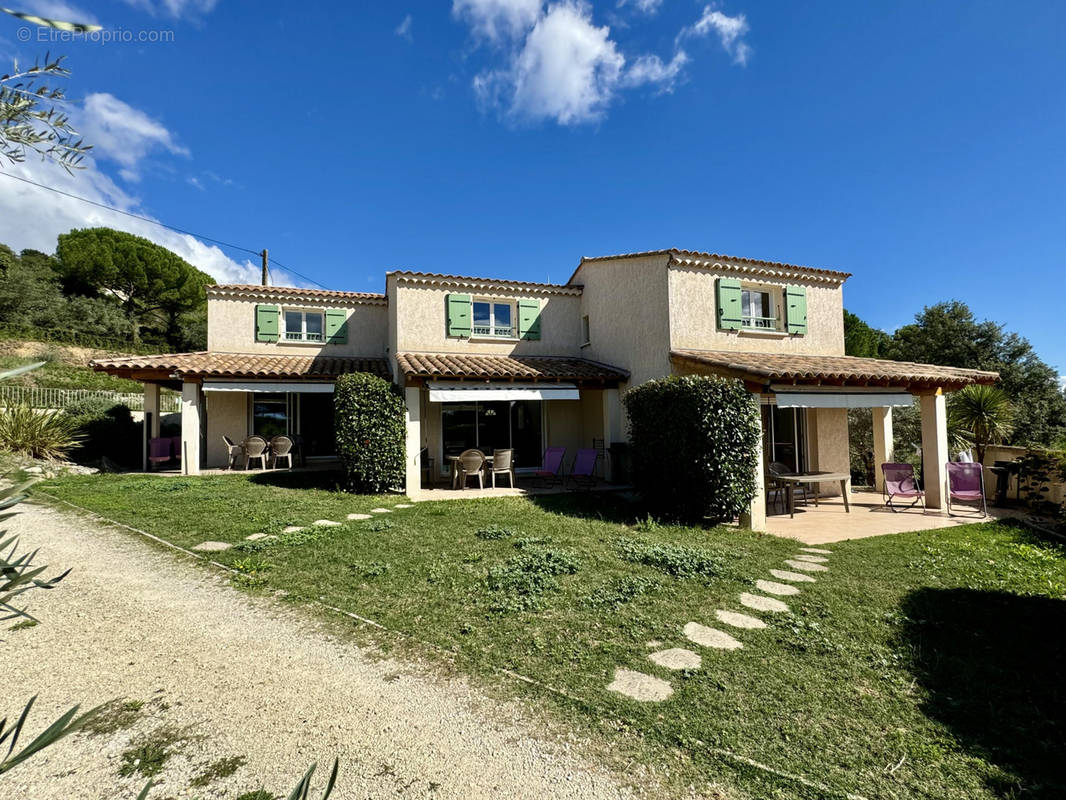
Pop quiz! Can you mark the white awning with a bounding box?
[427,381,579,402]
[775,391,913,409]
[202,381,334,393]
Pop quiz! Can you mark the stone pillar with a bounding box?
[143,383,161,472]
[404,385,422,499]
[741,404,767,531]
[872,406,893,492]
[602,387,622,481]
[919,389,948,510]
[180,381,201,475]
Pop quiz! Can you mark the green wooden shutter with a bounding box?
[716,278,743,331]
[518,298,541,340]
[446,293,471,337]
[785,285,808,334]
[255,304,279,342]
[325,308,348,344]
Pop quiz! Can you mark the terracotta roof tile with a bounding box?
[396,353,628,383]
[573,248,851,285]
[90,352,391,380]
[208,284,386,303]
[670,350,999,390]
[388,271,582,295]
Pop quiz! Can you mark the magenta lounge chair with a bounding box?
[534,447,566,486]
[881,462,925,512]
[568,448,599,489]
[946,462,987,517]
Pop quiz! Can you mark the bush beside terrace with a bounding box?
[334,372,406,494]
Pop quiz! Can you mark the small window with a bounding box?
[741,289,777,330]
[581,314,590,345]
[471,299,516,338]
[283,309,325,342]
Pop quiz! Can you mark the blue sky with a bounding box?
[1,1,1064,375]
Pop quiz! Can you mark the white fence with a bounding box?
[0,385,181,414]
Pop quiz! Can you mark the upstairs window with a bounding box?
[284,309,324,342]
[472,300,515,338]
[741,289,776,329]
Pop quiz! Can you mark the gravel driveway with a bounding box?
[4,502,637,800]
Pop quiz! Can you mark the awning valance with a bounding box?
[427,381,579,402]
[203,381,334,393]
[775,391,913,409]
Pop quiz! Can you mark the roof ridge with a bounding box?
[572,248,851,284]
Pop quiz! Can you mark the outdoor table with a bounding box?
[775,471,851,518]
[446,453,493,489]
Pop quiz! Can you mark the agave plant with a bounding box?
[0,403,83,460]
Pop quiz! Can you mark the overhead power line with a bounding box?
[0,170,329,289]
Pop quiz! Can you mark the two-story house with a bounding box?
[90,248,997,530]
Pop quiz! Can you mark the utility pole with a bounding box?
[261,249,269,286]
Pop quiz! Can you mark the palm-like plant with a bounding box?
[948,384,1014,464]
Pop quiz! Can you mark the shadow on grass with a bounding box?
[248,469,346,491]
[901,587,1066,797]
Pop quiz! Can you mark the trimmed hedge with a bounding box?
[624,375,761,523]
[334,372,406,494]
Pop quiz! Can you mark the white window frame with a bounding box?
[739,284,783,331]
[282,308,325,343]
[471,297,517,339]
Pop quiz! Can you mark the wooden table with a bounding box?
[775,472,852,518]
[446,454,493,489]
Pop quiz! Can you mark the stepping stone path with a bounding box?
[395,503,414,508]
[606,668,673,702]
[282,526,305,534]
[648,648,702,670]
[770,568,816,583]
[755,579,800,597]
[715,609,767,630]
[740,592,789,614]
[800,547,832,554]
[784,559,828,572]
[793,554,829,564]
[369,508,391,514]
[312,519,342,527]
[192,541,231,552]
[683,622,743,650]
[346,513,372,521]
[245,533,274,542]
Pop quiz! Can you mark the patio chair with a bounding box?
[489,448,516,488]
[881,462,925,512]
[270,435,294,470]
[148,437,173,469]
[568,448,599,489]
[457,449,486,489]
[946,461,987,517]
[243,435,269,470]
[534,447,566,486]
[767,461,809,513]
[222,435,244,470]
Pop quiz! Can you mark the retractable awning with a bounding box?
[774,391,913,409]
[202,381,334,393]
[427,381,580,402]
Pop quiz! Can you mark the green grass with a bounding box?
[39,473,1066,800]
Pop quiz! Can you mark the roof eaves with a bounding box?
[388,270,582,296]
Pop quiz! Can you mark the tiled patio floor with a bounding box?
[414,478,628,501]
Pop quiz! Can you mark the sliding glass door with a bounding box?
[441,400,542,469]
[762,404,808,473]
[250,391,336,458]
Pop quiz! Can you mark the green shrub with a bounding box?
[485,547,579,613]
[0,403,82,460]
[583,575,660,608]
[334,372,406,494]
[475,525,515,540]
[624,374,761,522]
[64,397,140,466]
[615,536,725,579]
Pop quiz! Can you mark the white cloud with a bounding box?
[617,0,663,15]
[679,6,751,65]
[622,50,688,90]
[123,0,218,17]
[395,14,413,41]
[452,0,542,43]
[79,93,189,182]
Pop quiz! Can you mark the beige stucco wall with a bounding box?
[207,295,388,357]
[391,280,583,356]
[204,391,248,468]
[667,265,845,356]
[572,254,673,389]
[807,407,850,496]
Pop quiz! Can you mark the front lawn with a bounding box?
[37,473,1066,800]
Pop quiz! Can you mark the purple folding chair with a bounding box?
[534,447,566,486]
[946,462,987,517]
[568,448,599,489]
[881,462,925,512]
[148,437,172,468]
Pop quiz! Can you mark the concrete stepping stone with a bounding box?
[282,526,305,534]
[683,622,744,650]
[245,533,274,541]
[369,508,392,514]
[755,579,800,597]
[800,547,832,554]
[740,592,789,613]
[785,559,828,572]
[770,569,816,583]
[714,609,767,630]
[648,648,702,670]
[395,503,413,508]
[606,668,673,702]
[192,541,231,552]
[346,513,372,521]
[312,519,342,527]
[793,554,829,563]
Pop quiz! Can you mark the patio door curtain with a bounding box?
[427,381,579,402]
[774,391,913,409]
[202,381,334,393]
